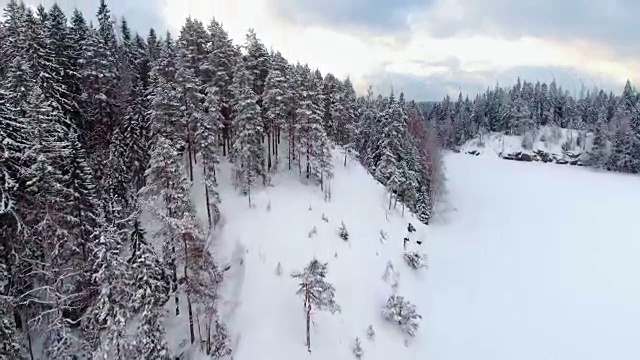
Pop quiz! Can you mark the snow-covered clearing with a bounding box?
[427,154,640,360]
[174,148,640,360]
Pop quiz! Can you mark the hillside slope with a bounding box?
[210,149,431,359]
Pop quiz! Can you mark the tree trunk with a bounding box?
[248,185,252,207]
[27,325,34,360]
[205,184,212,229]
[172,245,179,316]
[344,150,347,167]
[188,146,194,182]
[206,314,213,354]
[267,130,272,171]
[187,294,195,344]
[183,234,195,344]
[388,192,393,210]
[305,288,312,352]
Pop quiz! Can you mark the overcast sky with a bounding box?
[11,0,640,100]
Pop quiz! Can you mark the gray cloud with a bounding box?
[268,0,432,33]
[1,0,169,35]
[417,0,639,56]
[367,61,623,101]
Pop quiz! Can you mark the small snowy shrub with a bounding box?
[321,213,329,223]
[339,221,349,241]
[404,252,428,270]
[382,295,422,337]
[382,261,400,289]
[561,138,572,152]
[352,337,364,358]
[209,320,233,357]
[352,337,363,359]
[308,226,318,238]
[366,325,375,341]
[267,201,271,211]
[379,230,388,243]
[275,262,283,276]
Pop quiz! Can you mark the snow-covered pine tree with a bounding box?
[243,28,270,103]
[135,306,170,360]
[197,85,223,229]
[140,131,212,344]
[375,93,404,209]
[205,18,237,156]
[295,67,333,187]
[139,135,185,316]
[175,47,204,182]
[263,50,290,171]
[83,219,133,359]
[340,78,358,166]
[382,295,422,337]
[129,225,171,360]
[291,259,341,352]
[148,52,181,143]
[231,61,265,204]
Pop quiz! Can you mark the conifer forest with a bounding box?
[1,0,639,359]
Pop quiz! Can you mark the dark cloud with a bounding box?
[1,0,169,35]
[366,61,622,101]
[268,0,432,33]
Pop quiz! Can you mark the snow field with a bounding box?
[424,153,640,360]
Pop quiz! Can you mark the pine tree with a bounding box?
[243,28,270,101]
[231,61,265,204]
[130,228,171,359]
[139,135,186,316]
[175,48,204,182]
[263,51,290,170]
[197,86,223,228]
[205,18,237,156]
[84,220,133,358]
[375,94,404,208]
[295,67,333,187]
[292,259,341,352]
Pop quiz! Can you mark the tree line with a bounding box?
[0,0,443,358]
[425,78,640,173]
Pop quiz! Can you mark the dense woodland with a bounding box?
[0,0,443,358]
[425,78,640,173]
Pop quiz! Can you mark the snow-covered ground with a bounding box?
[426,154,640,360]
[172,147,640,360]
[461,126,593,159]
